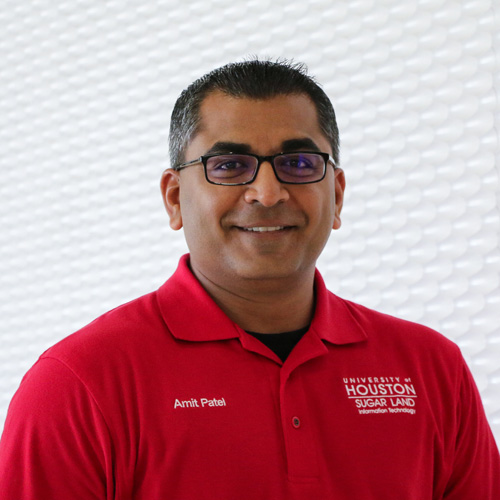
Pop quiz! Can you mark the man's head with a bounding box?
[161,60,345,291]
[169,59,340,169]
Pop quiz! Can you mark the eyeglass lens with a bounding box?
[205,153,325,184]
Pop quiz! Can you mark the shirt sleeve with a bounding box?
[443,357,500,499]
[0,357,115,499]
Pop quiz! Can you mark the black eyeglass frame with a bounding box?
[172,151,337,186]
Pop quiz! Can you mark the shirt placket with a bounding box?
[278,333,327,481]
[280,369,319,481]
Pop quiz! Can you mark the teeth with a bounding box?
[243,226,285,232]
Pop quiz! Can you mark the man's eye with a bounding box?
[286,159,313,169]
[214,160,246,170]
[281,156,315,169]
[207,156,252,179]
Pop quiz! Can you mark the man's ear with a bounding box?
[333,167,345,230]
[160,169,183,230]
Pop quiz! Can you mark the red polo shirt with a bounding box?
[0,254,499,499]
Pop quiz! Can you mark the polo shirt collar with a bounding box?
[156,255,240,342]
[310,269,367,345]
[156,254,367,345]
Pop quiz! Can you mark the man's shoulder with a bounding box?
[332,292,460,354]
[325,293,467,391]
[41,288,166,368]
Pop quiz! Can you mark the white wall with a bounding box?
[1,0,499,445]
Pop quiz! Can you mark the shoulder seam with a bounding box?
[38,356,113,440]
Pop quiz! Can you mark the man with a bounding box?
[0,60,498,499]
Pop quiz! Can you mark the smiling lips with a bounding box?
[241,226,288,232]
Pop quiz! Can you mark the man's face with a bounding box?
[162,91,345,285]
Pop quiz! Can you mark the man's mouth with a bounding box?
[241,226,288,232]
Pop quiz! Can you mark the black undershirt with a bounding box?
[246,326,309,362]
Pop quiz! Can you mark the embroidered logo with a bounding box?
[174,397,226,409]
[343,376,417,415]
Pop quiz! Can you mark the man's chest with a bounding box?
[103,343,444,500]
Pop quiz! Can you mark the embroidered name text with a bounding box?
[174,397,226,409]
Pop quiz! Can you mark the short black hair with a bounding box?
[169,59,339,168]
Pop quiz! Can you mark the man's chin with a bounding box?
[227,259,306,282]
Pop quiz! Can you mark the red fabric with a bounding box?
[1,254,499,499]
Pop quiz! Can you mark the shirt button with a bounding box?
[292,416,301,428]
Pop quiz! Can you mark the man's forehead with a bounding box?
[187,91,329,156]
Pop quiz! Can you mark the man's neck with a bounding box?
[191,266,315,334]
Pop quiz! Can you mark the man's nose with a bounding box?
[243,162,290,206]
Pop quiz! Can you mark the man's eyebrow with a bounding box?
[203,138,322,156]
[280,138,322,152]
[204,142,253,155]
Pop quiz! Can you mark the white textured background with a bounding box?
[0,0,499,446]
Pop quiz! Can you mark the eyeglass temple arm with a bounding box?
[328,156,337,169]
[173,157,203,171]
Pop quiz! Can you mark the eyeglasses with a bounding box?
[173,151,336,185]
